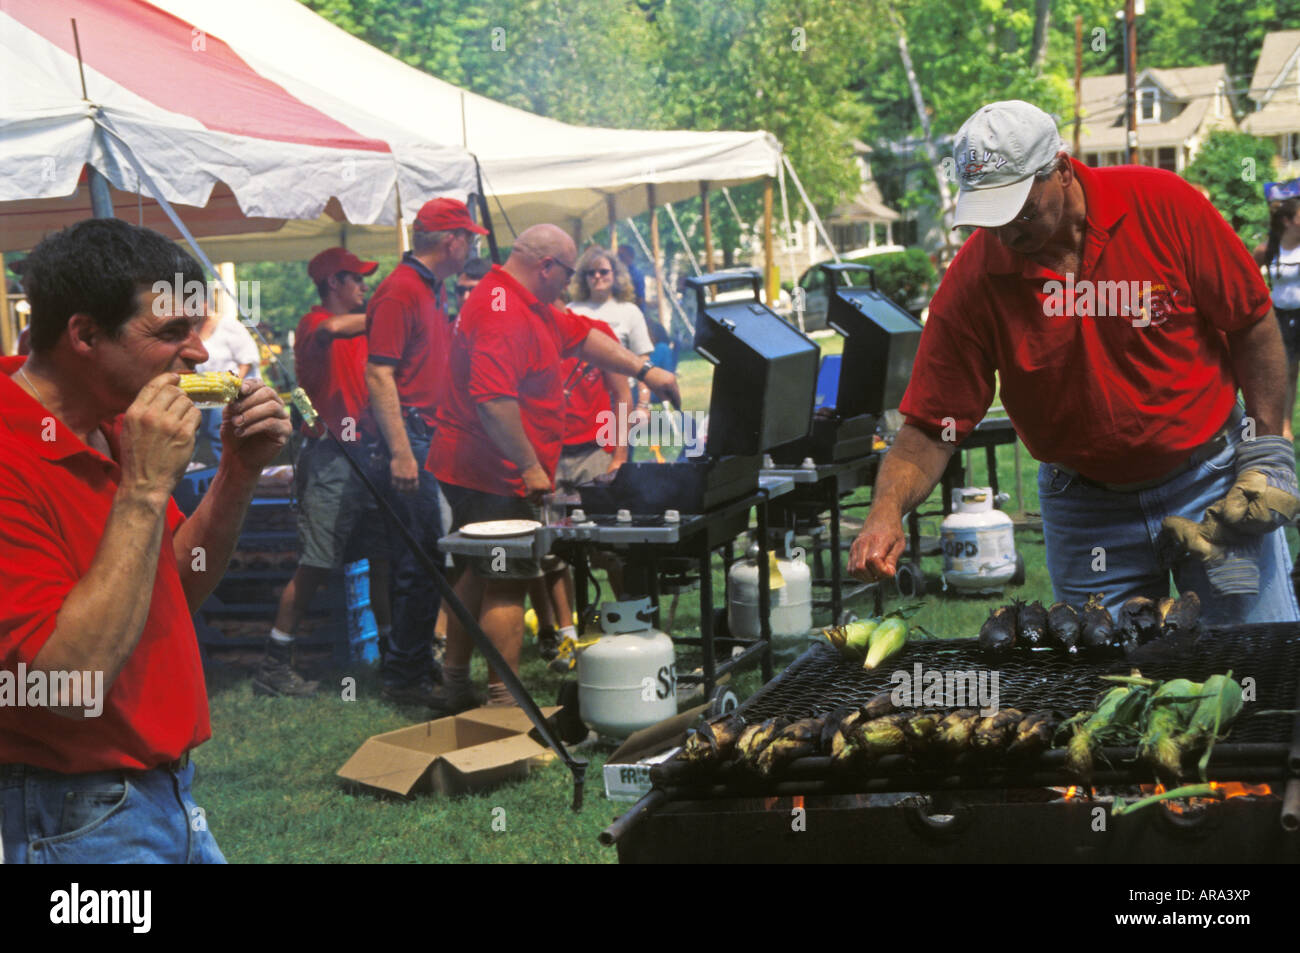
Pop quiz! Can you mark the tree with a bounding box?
[1183,129,1277,247]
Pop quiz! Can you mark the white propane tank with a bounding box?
[941,487,1017,592]
[727,539,814,647]
[577,598,676,739]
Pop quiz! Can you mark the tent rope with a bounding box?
[782,154,840,265]
[663,202,701,277]
[624,216,693,339]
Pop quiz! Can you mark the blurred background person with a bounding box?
[262,247,388,696]
[568,246,654,459]
[196,299,260,462]
[617,243,647,313]
[1255,197,1300,440]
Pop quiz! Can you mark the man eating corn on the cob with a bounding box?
[849,100,1300,627]
[0,218,291,863]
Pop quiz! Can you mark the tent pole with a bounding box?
[763,177,776,305]
[606,195,618,251]
[648,184,667,332]
[571,219,583,249]
[0,252,13,356]
[700,182,714,272]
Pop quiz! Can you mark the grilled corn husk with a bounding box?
[179,371,241,405]
[1046,602,1082,653]
[1016,599,1049,646]
[1080,592,1116,653]
[972,708,1024,752]
[934,709,980,755]
[754,717,823,776]
[1160,592,1201,638]
[1006,710,1058,757]
[854,714,909,763]
[901,711,943,754]
[1118,597,1161,650]
[978,606,1017,657]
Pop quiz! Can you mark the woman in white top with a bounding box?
[1255,197,1300,440]
[567,245,656,421]
[196,313,261,460]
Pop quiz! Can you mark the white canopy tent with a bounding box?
[147,0,784,260]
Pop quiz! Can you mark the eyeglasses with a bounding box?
[584,268,611,278]
[545,258,577,280]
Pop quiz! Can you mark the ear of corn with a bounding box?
[864,616,908,669]
[179,371,241,404]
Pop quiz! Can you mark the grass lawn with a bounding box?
[195,334,1300,863]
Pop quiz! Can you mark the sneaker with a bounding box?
[381,675,440,708]
[253,650,320,698]
[537,628,560,662]
[547,635,578,674]
[427,683,484,716]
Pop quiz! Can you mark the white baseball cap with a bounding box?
[951,101,1066,228]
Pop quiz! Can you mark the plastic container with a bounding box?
[344,559,379,664]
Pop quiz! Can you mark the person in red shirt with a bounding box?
[260,247,390,697]
[0,218,291,863]
[533,319,631,669]
[430,224,680,712]
[366,197,485,706]
[848,100,1299,625]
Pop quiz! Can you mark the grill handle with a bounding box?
[820,262,878,293]
[684,269,762,317]
[599,788,668,847]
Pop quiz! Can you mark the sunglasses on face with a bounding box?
[584,268,612,278]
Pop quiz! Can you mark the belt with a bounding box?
[562,441,602,456]
[164,751,191,773]
[0,751,189,779]
[1052,406,1242,493]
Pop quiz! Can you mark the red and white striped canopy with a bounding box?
[0,0,478,252]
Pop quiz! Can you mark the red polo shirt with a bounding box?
[366,255,450,428]
[431,265,596,496]
[295,305,371,435]
[0,356,210,772]
[901,159,1272,484]
[563,321,618,449]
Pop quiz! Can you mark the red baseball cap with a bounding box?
[307,247,378,283]
[414,197,489,235]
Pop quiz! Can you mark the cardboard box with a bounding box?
[601,704,706,801]
[338,706,561,797]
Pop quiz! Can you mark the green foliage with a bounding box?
[1183,129,1276,247]
[847,248,937,309]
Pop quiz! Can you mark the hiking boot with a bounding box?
[381,674,440,708]
[537,627,560,662]
[253,640,320,697]
[427,683,484,716]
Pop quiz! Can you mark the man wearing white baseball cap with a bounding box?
[849,100,1300,626]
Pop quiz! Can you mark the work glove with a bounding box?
[1219,436,1300,533]
[1157,503,1260,596]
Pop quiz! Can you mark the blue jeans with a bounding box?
[381,418,443,685]
[202,407,224,462]
[1038,426,1300,625]
[0,760,225,864]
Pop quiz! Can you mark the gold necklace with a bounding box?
[17,365,45,405]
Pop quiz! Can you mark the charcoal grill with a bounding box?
[607,623,1300,862]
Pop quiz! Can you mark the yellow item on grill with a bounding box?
[179,371,242,406]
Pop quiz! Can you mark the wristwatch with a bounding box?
[635,360,654,382]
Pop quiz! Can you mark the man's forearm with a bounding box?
[365,363,413,459]
[478,398,539,471]
[1229,310,1289,437]
[579,328,644,377]
[30,490,168,714]
[870,424,957,519]
[173,458,261,610]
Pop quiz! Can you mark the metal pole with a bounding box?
[763,178,776,306]
[607,195,618,251]
[648,184,668,334]
[700,182,714,272]
[1125,0,1138,164]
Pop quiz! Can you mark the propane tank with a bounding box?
[727,537,814,648]
[577,598,676,739]
[941,486,1016,592]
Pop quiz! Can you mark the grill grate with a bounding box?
[735,623,1300,746]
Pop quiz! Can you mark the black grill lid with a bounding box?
[821,263,922,417]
